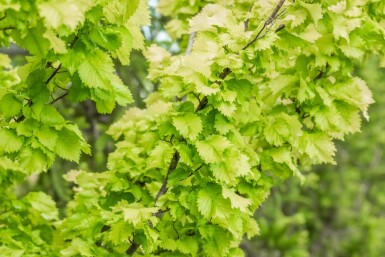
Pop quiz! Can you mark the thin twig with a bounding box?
[0,26,15,31]
[0,13,6,22]
[45,64,62,84]
[49,92,68,104]
[45,35,78,85]
[155,152,180,202]
[184,32,196,55]
[275,24,285,32]
[242,0,286,50]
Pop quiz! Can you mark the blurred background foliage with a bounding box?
[1,1,384,256]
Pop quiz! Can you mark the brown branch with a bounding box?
[195,96,208,112]
[45,35,78,85]
[242,0,286,50]
[128,152,180,254]
[265,0,286,26]
[126,242,140,255]
[49,92,68,104]
[45,64,62,85]
[155,151,180,202]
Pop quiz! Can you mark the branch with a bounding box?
[127,152,180,254]
[0,26,15,31]
[184,32,196,56]
[49,92,68,104]
[155,152,180,202]
[45,35,78,85]
[242,0,286,50]
[0,13,6,22]
[126,242,140,255]
[45,64,62,85]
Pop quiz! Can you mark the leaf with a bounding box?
[300,2,323,23]
[177,237,198,256]
[39,105,66,125]
[106,220,133,244]
[111,80,133,106]
[38,1,90,30]
[296,132,336,164]
[24,192,59,220]
[35,126,58,151]
[0,94,22,118]
[123,0,140,20]
[43,30,67,54]
[120,204,157,227]
[195,135,231,163]
[189,4,232,33]
[61,238,94,257]
[222,187,251,213]
[55,128,82,162]
[148,141,174,169]
[197,188,215,219]
[19,147,48,173]
[269,147,305,183]
[0,129,24,153]
[78,49,115,89]
[264,113,302,146]
[173,113,202,140]
[201,226,230,257]
[14,27,50,57]
[89,27,122,51]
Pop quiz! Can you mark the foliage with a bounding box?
[245,57,385,257]
[0,0,385,256]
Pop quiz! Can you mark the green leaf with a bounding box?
[264,113,302,146]
[118,203,157,227]
[43,30,67,54]
[106,220,133,244]
[123,0,140,20]
[78,49,115,89]
[39,105,65,125]
[177,237,198,256]
[112,80,133,106]
[35,126,58,151]
[269,147,304,183]
[0,129,24,153]
[197,187,215,219]
[0,94,22,118]
[201,226,230,257]
[222,187,251,213]
[14,26,50,57]
[19,147,48,173]
[195,135,231,163]
[38,1,91,30]
[24,192,59,220]
[61,238,94,257]
[55,128,82,162]
[296,132,336,164]
[148,141,174,169]
[299,2,323,23]
[173,113,202,140]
